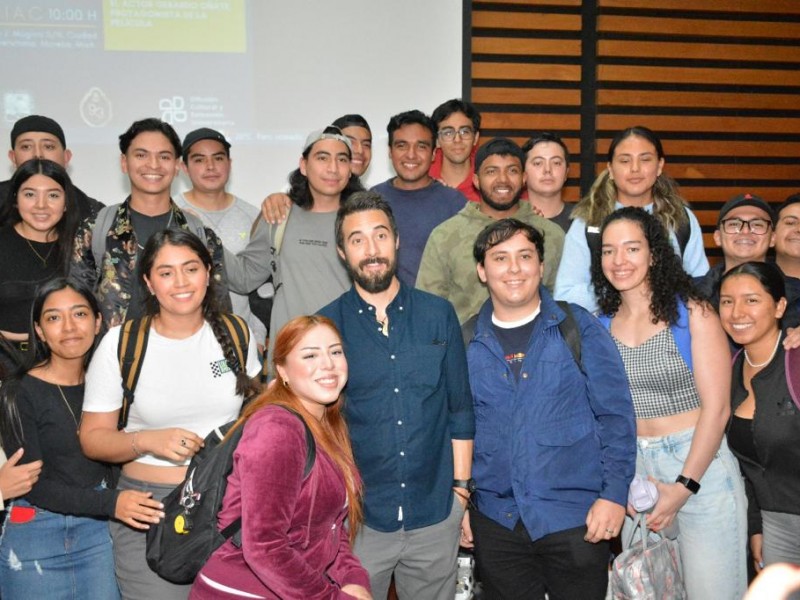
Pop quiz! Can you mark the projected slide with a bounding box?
[0,0,251,137]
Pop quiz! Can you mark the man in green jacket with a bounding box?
[417,138,564,323]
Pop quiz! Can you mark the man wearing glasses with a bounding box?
[429,99,482,202]
[695,193,776,308]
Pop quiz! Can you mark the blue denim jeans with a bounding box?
[0,499,119,599]
[625,428,747,600]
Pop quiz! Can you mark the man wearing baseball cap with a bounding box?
[1,115,103,223]
[176,128,267,347]
[417,137,564,324]
[695,193,776,308]
[224,125,363,367]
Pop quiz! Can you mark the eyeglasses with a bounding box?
[720,217,772,235]
[438,126,475,142]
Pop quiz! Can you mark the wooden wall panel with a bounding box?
[469,1,800,262]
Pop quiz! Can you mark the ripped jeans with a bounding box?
[0,498,119,600]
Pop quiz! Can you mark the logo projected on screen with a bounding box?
[80,88,112,128]
[3,92,34,125]
[160,97,188,125]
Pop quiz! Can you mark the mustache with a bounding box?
[358,257,390,269]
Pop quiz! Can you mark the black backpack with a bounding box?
[145,408,316,584]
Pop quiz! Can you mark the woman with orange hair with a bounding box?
[190,315,371,600]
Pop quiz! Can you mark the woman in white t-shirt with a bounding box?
[80,229,261,600]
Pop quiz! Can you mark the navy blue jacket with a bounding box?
[467,287,636,542]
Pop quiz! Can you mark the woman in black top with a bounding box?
[719,261,800,572]
[0,159,81,356]
[0,278,163,600]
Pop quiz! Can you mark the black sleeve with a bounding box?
[16,385,119,518]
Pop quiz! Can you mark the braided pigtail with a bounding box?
[207,311,260,401]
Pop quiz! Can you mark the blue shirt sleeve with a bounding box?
[443,302,475,440]
[680,207,710,277]
[575,308,637,506]
[554,217,599,313]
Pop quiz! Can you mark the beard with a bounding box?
[347,256,396,294]
[479,186,522,213]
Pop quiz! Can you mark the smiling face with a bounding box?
[182,139,231,194]
[341,125,372,177]
[608,135,664,206]
[600,218,652,296]
[477,231,543,321]
[35,287,101,362]
[9,132,71,168]
[775,203,800,262]
[474,153,524,217]
[275,324,348,420]
[300,138,351,204]
[338,209,398,294]
[121,131,179,198]
[713,205,774,267]
[719,273,786,348]
[436,111,479,166]
[143,243,210,320]
[524,141,568,199]
[389,123,434,189]
[15,173,66,242]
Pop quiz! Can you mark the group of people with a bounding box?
[0,100,796,600]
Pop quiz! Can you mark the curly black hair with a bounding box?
[591,206,703,324]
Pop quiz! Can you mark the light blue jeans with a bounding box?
[626,428,747,600]
[0,498,119,599]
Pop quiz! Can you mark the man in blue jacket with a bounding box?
[464,218,636,599]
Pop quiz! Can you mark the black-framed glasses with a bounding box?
[438,126,475,141]
[720,217,772,235]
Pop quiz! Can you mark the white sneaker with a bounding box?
[455,552,474,600]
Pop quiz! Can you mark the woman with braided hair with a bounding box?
[80,229,262,600]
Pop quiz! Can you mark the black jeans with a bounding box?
[470,509,609,600]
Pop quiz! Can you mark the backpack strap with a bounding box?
[116,316,153,430]
[218,313,250,374]
[92,205,119,280]
[555,301,581,370]
[181,211,208,245]
[461,314,478,348]
[670,299,693,373]
[785,346,800,412]
[227,406,316,547]
[269,205,292,294]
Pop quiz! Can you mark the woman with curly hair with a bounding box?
[79,229,262,600]
[592,207,747,598]
[556,125,709,312]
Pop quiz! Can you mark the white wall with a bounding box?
[0,0,463,205]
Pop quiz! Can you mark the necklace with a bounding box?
[377,314,389,337]
[24,237,55,266]
[56,384,80,435]
[744,331,782,369]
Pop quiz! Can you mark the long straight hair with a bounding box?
[229,315,363,540]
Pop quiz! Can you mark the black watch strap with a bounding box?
[675,474,700,494]
[453,478,476,493]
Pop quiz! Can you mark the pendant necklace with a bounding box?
[24,237,54,266]
[56,384,80,435]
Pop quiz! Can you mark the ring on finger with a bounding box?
[180,438,186,447]
[605,528,615,535]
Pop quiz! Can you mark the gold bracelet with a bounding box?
[131,431,144,457]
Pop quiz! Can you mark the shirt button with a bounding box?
[390,354,395,360]
[397,420,403,426]
[400,451,405,456]
[399,306,404,311]
[358,309,363,314]
[522,373,528,379]
[368,306,374,312]
[401,483,406,488]
[394,388,399,393]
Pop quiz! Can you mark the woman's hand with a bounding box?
[645,480,692,532]
[751,533,765,573]
[783,327,800,349]
[341,584,372,600]
[0,448,42,500]
[138,428,204,462]
[261,193,292,225]
[115,490,165,530]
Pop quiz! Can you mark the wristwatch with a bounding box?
[453,478,476,493]
[675,474,701,494]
